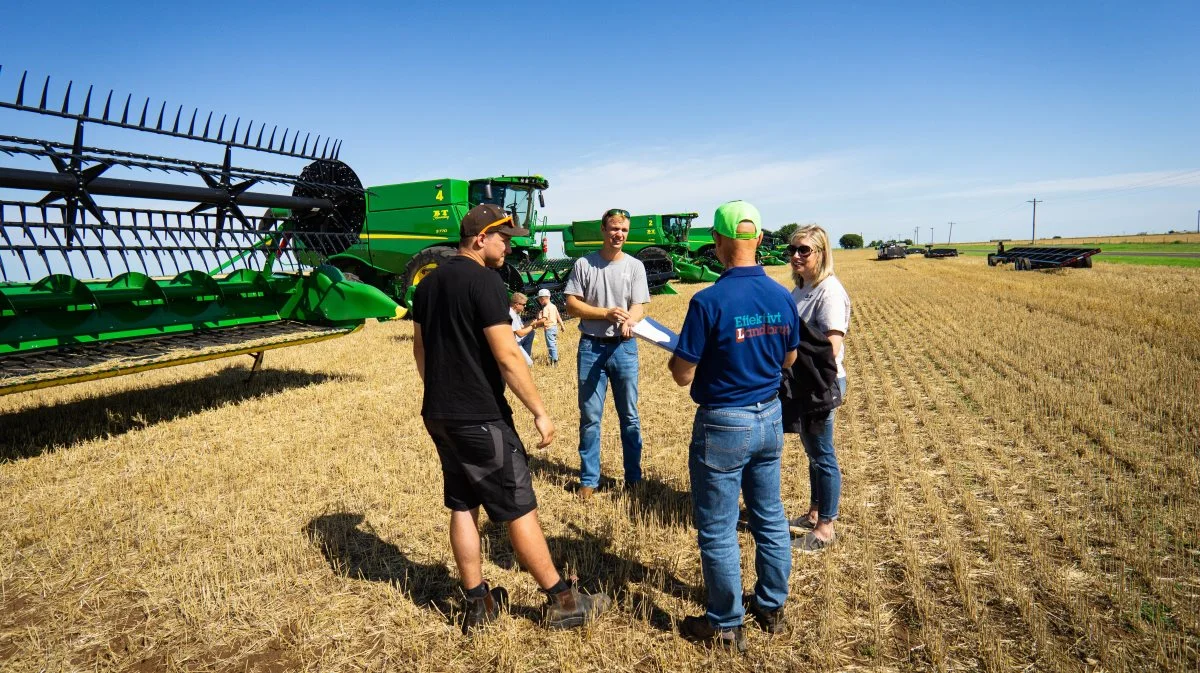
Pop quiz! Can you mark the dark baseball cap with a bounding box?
[460,204,530,238]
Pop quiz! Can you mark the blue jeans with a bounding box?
[577,336,642,487]
[802,377,847,522]
[689,398,790,628]
[544,327,559,363]
[517,331,535,357]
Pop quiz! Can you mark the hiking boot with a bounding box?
[577,485,596,501]
[544,583,611,629]
[679,615,747,653]
[461,583,508,634]
[746,598,787,634]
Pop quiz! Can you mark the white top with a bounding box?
[509,308,524,340]
[791,274,852,379]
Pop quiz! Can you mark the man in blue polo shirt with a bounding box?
[668,200,800,653]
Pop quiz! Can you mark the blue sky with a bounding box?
[3,1,1199,246]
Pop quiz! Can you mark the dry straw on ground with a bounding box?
[2,252,1198,672]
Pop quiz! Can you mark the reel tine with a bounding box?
[216,114,226,141]
[156,101,166,130]
[138,97,149,127]
[121,93,131,124]
[102,90,113,120]
[16,70,28,105]
[172,105,182,133]
[82,85,93,116]
[60,80,71,113]
[39,75,50,110]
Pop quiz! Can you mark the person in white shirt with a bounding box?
[509,293,545,367]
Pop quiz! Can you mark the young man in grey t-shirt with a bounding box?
[563,208,651,499]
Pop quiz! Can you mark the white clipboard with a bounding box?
[632,317,679,353]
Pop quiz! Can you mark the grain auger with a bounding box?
[0,67,400,396]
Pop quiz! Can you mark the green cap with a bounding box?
[712,201,762,240]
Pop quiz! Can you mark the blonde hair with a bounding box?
[790,225,835,288]
[510,292,528,305]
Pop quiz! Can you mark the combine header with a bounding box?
[0,68,400,396]
[987,245,1100,270]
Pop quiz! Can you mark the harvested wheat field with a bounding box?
[2,252,1198,672]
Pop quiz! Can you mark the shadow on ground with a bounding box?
[304,512,456,616]
[481,520,698,632]
[526,453,693,528]
[1,367,351,461]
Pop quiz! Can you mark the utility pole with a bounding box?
[914,226,920,244]
[929,226,934,244]
[947,221,954,244]
[1027,198,1042,242]
[1196,209,1198,234]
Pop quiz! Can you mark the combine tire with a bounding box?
[1080,256,1093,269]
[636,246,676,290]
[402,246,456,307]
[987,254,997,266]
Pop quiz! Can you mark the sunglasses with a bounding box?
[603,208,631,220]
[787,244,816,256]
[477,215,513,236]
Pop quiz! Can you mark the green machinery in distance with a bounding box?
[269,175,569,314]
[547,212,787,286]
[546,212,706,286]
[0,67,401,396]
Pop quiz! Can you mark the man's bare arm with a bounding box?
[483,323,555,448]
[566,294,630,324]
[668,354,697,386]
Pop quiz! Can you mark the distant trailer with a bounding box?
[987,246,1100,270]
[877,244,907,260]
[923,247,959,258]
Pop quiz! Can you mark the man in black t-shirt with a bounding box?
[412,204,610,633]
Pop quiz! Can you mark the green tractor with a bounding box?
[270,174,570,315]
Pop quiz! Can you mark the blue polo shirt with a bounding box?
[674,265,801,407]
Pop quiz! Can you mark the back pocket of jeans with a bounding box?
[698,424,751,472]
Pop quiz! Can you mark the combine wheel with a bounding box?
[1080,256,1093,268]
[636,246,671,266]
[402,246,456,307]
[987,254,997,266]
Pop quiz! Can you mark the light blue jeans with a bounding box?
[689,397,790,628]
[802,377,847,522]
[544,327,559,364]
[576,336,642,488]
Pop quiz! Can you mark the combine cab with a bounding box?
[0,67,400,396]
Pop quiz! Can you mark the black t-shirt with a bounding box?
[412,255,513,421]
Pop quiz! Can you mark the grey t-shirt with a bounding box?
[791,274,851,378]
[564,252,651,337]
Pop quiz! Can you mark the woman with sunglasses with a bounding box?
[787,225,852,552]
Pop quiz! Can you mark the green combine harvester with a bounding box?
[0,67,401,396]
[268,174,570,313]
[546,212,721,285]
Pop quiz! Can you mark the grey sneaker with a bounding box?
[679,615,747,653]
[793,531,834,552]
[544,583,611,629]
[461,583,508,634]
[788,515,817,534]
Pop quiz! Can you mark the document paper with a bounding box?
[632,317,679,353]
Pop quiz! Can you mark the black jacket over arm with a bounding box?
[779,319,843,435]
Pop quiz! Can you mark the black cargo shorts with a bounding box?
[423,417,537,522]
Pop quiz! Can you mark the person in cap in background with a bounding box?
[536,288,565,365]
[412,203,611,633]
[563,208,651,499]
[508,292,544,367]
[786,224,851,552]
[668,201,800,652]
